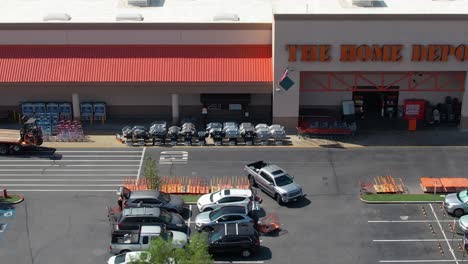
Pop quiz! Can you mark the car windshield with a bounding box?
[458,190,468,203]
[275,174,294,186]
[113,254,126,264]
[209,208,225,221]
[158,192,171,203]
[210,230,224,243]
[210,191,222,202]
[160,211,172,222]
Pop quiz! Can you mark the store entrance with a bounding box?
[353,89,401,130]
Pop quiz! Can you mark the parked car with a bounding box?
[115,207,187,233]
[244,161,304,205]
[197,189,260,212]
[208,223,260,258]
[110,225,188,254]
[459,215,468,233]
[444,190,468,217]
[107,251,150,264]
[195,205,257,232]
[122,188,185,214]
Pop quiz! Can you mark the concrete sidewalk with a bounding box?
[39,129,468,149]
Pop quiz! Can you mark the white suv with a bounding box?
[197,189,256,212]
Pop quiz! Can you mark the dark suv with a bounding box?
[116,207,187,233]
[123,189,185,214]
[208,223,260,258]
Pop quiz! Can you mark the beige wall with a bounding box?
[0,29,272,45]
[273,16,468,128]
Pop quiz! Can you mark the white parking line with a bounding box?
[373,239,462,242]
[136,147,146,182]
[429,204,459,264]
[65,165,140,167]
[187,205,192,234]
[0,184,121,186]
[369,220,454,223]
[55,155,142,158]
[380,260,462,263]
[0,179,124,182]
[0,160,140,162]
[6,189,117,192]
[0,174,136,177]
[213,262,264,264]
[0,169,138,171]
[0,164,59,167]
[55,151,144,153]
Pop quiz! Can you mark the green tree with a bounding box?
[129,233,213,264]
[175,232,213,264]
[144,157,162,189]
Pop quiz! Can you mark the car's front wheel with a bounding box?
[241,249,252,258]
[454,209,465,218]
[203,207,213,212]
[276,194,283,206]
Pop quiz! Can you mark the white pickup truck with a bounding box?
[244,161,304,205]
[109,225,188,255]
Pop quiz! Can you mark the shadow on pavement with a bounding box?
[213,246,272,262]
[4,146,59,159]
[284,196,311,209]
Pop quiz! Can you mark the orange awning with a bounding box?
[0,45,272,83]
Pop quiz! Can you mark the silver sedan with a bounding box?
[195,206,256,232]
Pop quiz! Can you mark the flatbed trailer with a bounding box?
[0,119,43,155]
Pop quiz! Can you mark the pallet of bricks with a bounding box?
[123,176,249,194]
[420,177,468,193]
[373,175,405,194]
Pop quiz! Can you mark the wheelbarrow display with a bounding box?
[223,122,240,146]
[240,122,256,146]
[207,122,225,146]
[149,121,167,145]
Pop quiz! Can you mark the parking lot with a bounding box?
[367,203,468,264]
[1,147,468,264]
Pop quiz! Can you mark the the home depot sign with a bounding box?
[287,44,468,62]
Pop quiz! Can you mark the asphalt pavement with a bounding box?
[1,146,468,264]
[0,148,144,192]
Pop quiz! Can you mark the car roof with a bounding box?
[129,190,160,199]
[262,165,286,177]
[214,223,257,237]
[122,207,161,217]
[140,225,163,234]
[220,189,252,198]
[216,206,247,215]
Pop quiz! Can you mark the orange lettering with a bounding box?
[300,45,318,61]
[371,45,383,61]
[440,45,450,62]
[356,45,372,62]
[340,45,356,62]
[390,45,403,62]
[454,45,467,61]
[427,45,441,61]
[287,45,298,62]
[319,45,331,62]
[412,45,427,62]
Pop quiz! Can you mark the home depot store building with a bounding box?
[273,14,468,130]
[0,14,467,130]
